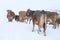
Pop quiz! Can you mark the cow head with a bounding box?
[7,9,15,22]
[26,8,31,17]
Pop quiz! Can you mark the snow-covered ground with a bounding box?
[0,17,60,40]
[0,0,60,40]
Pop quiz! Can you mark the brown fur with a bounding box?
[46,12,58,29]
[19,11,27,22]
[26,9,46,36]
[7,10,15,22]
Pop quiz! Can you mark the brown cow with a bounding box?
[45,11,59,29]
[7,9,15,22]
[49,17,60,28]
[26,9,46,36]
[26,9,34,24]
[26,9,59,29]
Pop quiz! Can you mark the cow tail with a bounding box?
[43,14,46,36]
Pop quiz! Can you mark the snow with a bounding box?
[0,19,60,40]
[0,0,60,40]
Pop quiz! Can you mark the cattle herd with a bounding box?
[7,9,60,36]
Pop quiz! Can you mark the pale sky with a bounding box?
[0,0,60,11]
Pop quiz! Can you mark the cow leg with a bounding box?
[43,22,46,36]
[53,21,56,29]
[29,19,31,24]
[57,24,59,27]
[55,21,59,28]
[38,22,41,34]
[56,21,59,28]
[52,15,57,29]
[26,17,29,24]
[32,23,35,32]
[32,20,35,32]
[38,25,41,34]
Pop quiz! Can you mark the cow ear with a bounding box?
[26,8,30,10]
[6,10,9,12]
[57,14,59,15]
[42,10,45,12]
[28,8,30,10]
[29,8,30,10]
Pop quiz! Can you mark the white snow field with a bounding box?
[0,0,60,40]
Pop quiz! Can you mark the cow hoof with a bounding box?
[38,30,40,34]
[53,27,56,29]
[44,34,46,36]
[8,21,12,22]
[29,22,30,24]
[38,31,40,34]
[44,33,46,36]
[40,30,41,32]
[32,30,34,32]
[25,22,27,24]
[38,32,40,34]
[25,21,27,24]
